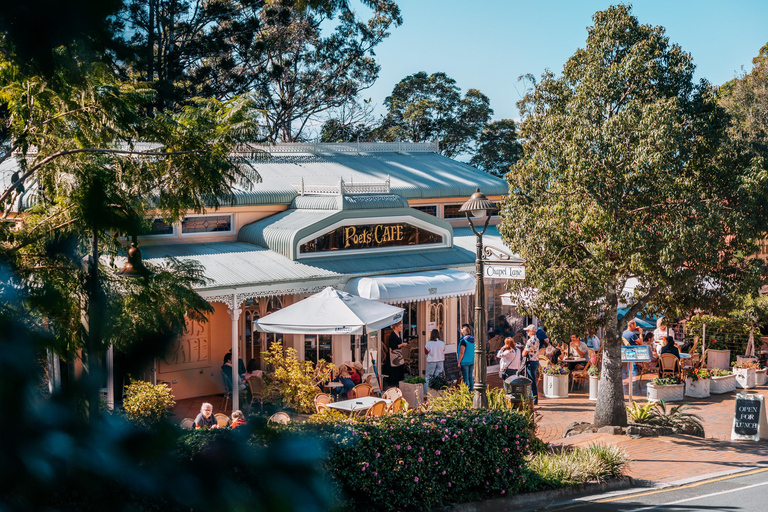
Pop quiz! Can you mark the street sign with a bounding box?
[484,264,525,280]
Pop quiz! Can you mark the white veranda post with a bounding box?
[228,306,242,412]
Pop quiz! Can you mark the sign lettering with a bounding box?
[300,222,443,254]
[159,318,211,373]
[484,265,526,280]
[732,393,768,441]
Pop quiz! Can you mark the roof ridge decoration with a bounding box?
[295,175,390,196]
[240,141,439,155]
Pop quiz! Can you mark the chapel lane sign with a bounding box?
[484,264,525,280]
[300,222,443,254]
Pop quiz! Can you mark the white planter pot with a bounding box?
[710,374,736,394]
[647,383,685,402]
[543,373,569,398]
[733,368,756,389]
[588,376,600,401]
[685,377,711,398]
[756,369,767,386]
[707,349,731,371]
[399,381,425,409]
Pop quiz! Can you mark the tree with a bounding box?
[376,71,493,158]
[499,5,768,427]
[319,98,376,141]
[469,119,523,176]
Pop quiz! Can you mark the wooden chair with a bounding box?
[268,412,291,424]
[315,403,330,413]
[658,353,681,379]
[180,418,195,430]
[364,374,374,386]
[388,397,406,414]
[382,387,403,401]
[314,393,331,413]
[214,413,231,428]
[401,345,411,371]
[350,383,373,398]
[366,400,388,418]
[247,376,265,413]
[570,362,590,391]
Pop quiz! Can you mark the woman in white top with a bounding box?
[424,329,446,392]
[653,317,675,353]
[497,337,521,380]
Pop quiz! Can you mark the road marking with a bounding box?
[595,466,768,503]
[628,481,768,511]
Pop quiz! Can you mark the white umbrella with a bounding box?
[253,286,404,335]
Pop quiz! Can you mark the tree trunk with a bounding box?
[82,227,102,421]
[593,281,627,427]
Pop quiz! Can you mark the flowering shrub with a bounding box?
[709,368,732,377]
[708,339,728,351]
[299,409,537,510]
[733,361,762,370]
[122,379,175,427]
[263,342,335,413]
[541,364,569,376]
[587,365,600,377]
[685,368,710,382]
[651,377,681,386]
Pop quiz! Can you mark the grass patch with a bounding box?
[528,444,629,488]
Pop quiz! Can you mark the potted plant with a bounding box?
[426,373,450,400]
[588,365,601,401]
[709,368,737,394]
[647,377,684,402]
[733,361,759,389]
[541,364,570,398]
[706,339,731,371]
[756,364,767,386]
[684,368,711,398]
[399,375,425,408]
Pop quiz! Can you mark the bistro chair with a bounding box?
[350,383,373,398]
[314,393,331,413]
[268,412,291,425]
[570,362,590,391]
[214,413,231,428]
[180,418,195,430]
[364,374,374,386]
[401,345,412,374]
[316,403,330,413]
[365,400,388,418]
[247,376,265,413]
[658,353,681,379]
[221,370,247,412]
[382,387,403,401]
[388,397,407,414]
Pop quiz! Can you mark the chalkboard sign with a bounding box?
[444,351,460,383]
[732,393,768,441]
[621,345,652,362]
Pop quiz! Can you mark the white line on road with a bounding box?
[629,480,768,511]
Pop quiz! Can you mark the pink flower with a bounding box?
[448,482,452,487]
[501,490,506,495]
[435,450,441,455]
[376,453,380,458]
[407,445,411,450]
[396,445,400,450]
[469,428,473,432]
[414,477,419,482]
[418,457,423,462]
[442,470,446,475]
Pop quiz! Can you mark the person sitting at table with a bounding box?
[622,320,643,345]
[660,336,680,358]
[653,317,675,348]
[221,352,247,392]
[194,402,219,429]
[542,339,561,365]
[345,361,362,385]
[231,410,247,428]
[565,334,588,371]
[332,365,355,400]
[584,327,601,352]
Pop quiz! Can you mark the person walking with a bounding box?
[424,329,445,392]
[497,337,521,380]
[522,324,540,405]
[458,324,476,390]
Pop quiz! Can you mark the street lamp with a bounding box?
[459,188,498,409]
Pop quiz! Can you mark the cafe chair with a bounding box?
[382,387,403,401]
[365,400,388,418]
[350,383,373,398]
[316,403,330,413]
[180,418,195,430]
[247,376,265,413]
[570,362,590,391]
[214,413,231,428]
[658,353,681,379]
[314,393,331,413]
[364,374,374,386]
[268,412,291,424]
[388,397,407,414]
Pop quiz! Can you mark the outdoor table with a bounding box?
[562,358,586,363]
[326,396,392,414]
[325,382,343,389]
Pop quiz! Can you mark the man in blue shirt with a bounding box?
[536,325,549,345]
[622,320,642,345]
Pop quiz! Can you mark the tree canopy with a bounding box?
[500,5,768,427]
[469,119,522,177]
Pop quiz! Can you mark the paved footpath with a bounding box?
[487,374,768,484]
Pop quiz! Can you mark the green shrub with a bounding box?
[427,373,450,390]
[307,407,347,423]
[428,382,511,412]
[296,409,536,510]
[403,375,425,384]
[122,379,175,427]
[528,444,628,487]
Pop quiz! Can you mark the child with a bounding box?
[231,409,247,428]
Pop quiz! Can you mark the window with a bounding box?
[146,218,175,236]
[443,204,466,219]
[413,205,437,216]
[181,215,233,234]
[305,334,332,364]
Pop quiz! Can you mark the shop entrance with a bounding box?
[243,296,283,371]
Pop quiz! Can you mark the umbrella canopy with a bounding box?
[253,286,404,335]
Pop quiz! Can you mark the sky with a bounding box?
[359,0,768,121]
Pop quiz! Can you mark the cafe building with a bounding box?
[134,142,525,401]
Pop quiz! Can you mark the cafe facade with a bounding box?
[133,142,525,402]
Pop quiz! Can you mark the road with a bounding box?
[530,467,768,511]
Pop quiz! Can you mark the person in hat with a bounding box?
[521,324,540,405]
[344,361,361,385]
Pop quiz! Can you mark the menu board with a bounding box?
[444,345,460,382]
[732,393,768,441]
[621,345,652,362]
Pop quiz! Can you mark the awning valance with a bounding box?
[345,269,475,304]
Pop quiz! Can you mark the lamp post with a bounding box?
[459,188,498,409]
